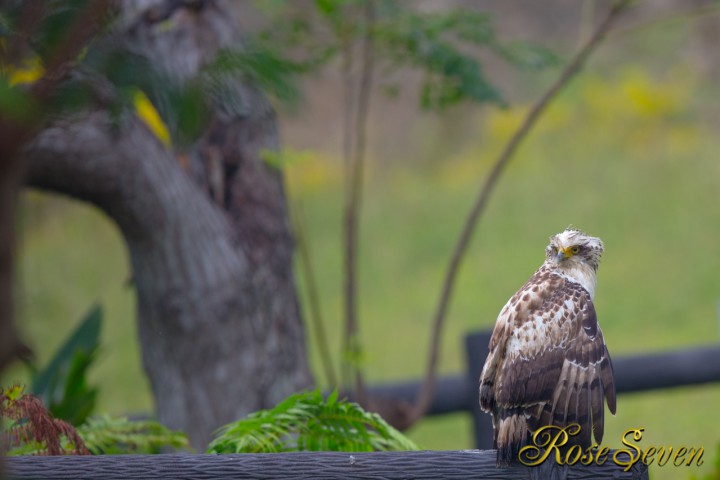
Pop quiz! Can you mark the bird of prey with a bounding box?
[479,228,616,465]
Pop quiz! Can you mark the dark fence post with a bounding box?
[465,330,494,450]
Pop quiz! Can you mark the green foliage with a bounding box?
[0,1,302,147]
[0,0,557,144]
[207,389,419,453]
[374,8,503,109]
[2,0,548,142]
[0,78,39,123]
[82,48,208,147]
[1,0,89,61]
[373,6,558,110]
[252,0,559,111]
[2,304,188,456]
[77,414,190,454]
[205,42,305,106]
[155,81,209,147]
[47,80,94,115]
[34,0,88,59]
[1,384,188,455]
[29,304,101,426]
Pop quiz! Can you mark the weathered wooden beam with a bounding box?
[367,341,720,408]
[5,451,648,480]
[366,375,473,414]
[612,344,720,393]
[464,332,720,395]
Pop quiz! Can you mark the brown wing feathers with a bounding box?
[480,273,616,465]
[541,296,615,445]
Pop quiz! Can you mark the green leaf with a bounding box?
[0,79,40,124]
[46,350,98,426]
[161,81,209,147]
[315,0,340,16]
[31,304,102,426]
[205,43,303,106]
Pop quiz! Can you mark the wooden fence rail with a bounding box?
[5,450,649,480]
[367,331,720,450]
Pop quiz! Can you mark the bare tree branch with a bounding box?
[292,199,337,388]
[341,0,376,405]
[407,0,634,425]
[610,2,720,40]
[339,5,356,391]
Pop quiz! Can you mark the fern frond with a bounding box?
[77,415,189,454]
[207,389,419,454]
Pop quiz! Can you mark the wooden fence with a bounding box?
[368,330,720,449]
[5,329,719,479]
[5,450,649,479]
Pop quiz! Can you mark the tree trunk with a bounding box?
[0,122,32,373]
[23,0,313,449]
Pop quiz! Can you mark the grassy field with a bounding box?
[6,69,720,479]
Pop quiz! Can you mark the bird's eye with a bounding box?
[570,246,580,254]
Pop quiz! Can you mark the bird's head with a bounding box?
[545,228,604,272]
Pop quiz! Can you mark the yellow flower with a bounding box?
[485,107,526,141]
[619,69,686,118]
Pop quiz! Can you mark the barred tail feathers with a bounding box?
[495,408,529,466]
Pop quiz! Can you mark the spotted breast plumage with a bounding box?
[479,228,616,466]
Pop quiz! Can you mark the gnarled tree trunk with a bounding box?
[23,0,313,449]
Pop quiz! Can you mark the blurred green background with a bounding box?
[5,2,720,479]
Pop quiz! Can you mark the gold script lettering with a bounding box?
[518,424,577,466]
[685,447,704,466]
[641,446,656,466]
[613,428,644,472]
[515,425,703,470]
[672,447,687,467]
[595,446,610,465]
[656,446,672,467]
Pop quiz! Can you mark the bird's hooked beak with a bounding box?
[555,247,570,263]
